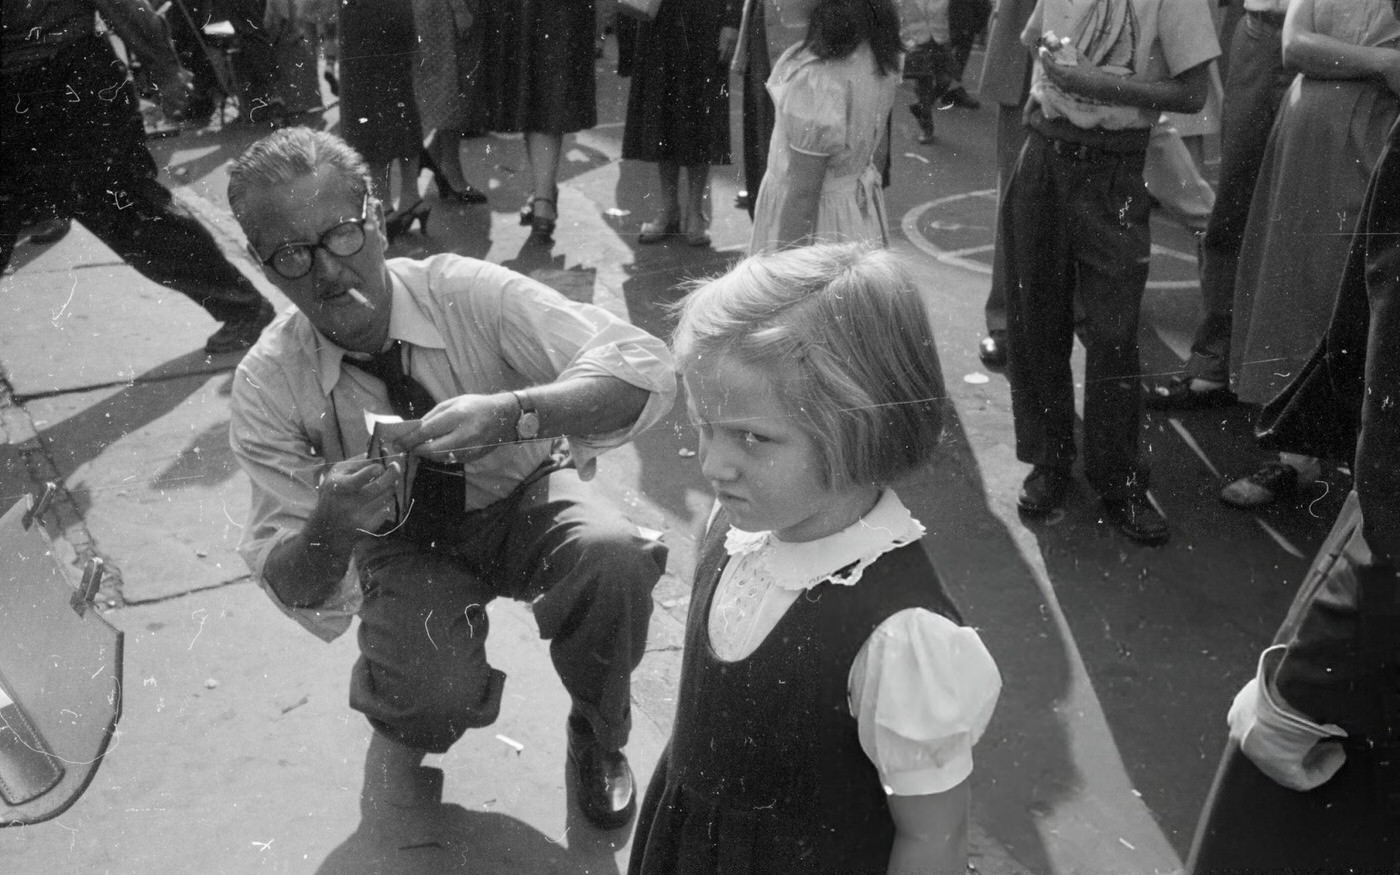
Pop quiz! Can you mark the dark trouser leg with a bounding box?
[740,3,773,217]
[1003,134,1077,473]
[351,468,664,754]
[3,38,269,323]
[166,0,221,118]
[350,539,504,753]
[1190,13,1289,383]
[1072,152,1152,500]
[489,472,664,752]
[947,0,990,81]
[986,101,1029,335]
[226,0,280,112]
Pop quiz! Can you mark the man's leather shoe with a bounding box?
[1220,460,1313,509]
[979,331,1007,368]
[1101,493,1170,545]
[567,713,636,830]
[1018,466,1069,516]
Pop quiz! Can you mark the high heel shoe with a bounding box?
[528,197,557,241]
[420,147,487,205]
[386,200,430,241]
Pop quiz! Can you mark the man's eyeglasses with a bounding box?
[259,192,370,280]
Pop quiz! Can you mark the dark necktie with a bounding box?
[344,340,437,420]
[344,340,464,541]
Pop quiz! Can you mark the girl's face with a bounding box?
[683,355,879,543]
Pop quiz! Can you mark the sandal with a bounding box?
[638,218,680,244]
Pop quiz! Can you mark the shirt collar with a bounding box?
[316,262,448,394]
[722,490,926,591]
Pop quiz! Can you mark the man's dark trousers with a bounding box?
[1188,11,1292,383]
[1002,118,1153,500]
[350,467,665,755]
[0,34,268,325]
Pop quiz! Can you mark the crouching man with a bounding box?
[226,127,674,854]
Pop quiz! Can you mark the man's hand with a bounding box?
[1038,44,1102,98]
[316,456,403,535]
[400,394,516,465]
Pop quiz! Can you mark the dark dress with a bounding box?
[412,0,486,135]
[621,0,739,166]
[339,0,423,165]
[475,0,597,134]
[627,512,962,874]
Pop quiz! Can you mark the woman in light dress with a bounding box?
[749,0,903,251]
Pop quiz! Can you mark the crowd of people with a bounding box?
[3,0,1398,870]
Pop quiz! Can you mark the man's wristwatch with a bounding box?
[512,390,540,441]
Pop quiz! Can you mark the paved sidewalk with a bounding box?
[0,67,1038,875]
[0,215,1032,875]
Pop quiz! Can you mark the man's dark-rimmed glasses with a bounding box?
[259,192,370,280]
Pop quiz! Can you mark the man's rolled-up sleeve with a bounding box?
[494,278,677,477]
[229,361,360,642]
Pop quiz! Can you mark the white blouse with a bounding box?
[708,490,1002,796]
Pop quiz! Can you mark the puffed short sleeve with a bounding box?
[781,64,849,157]
[849,608,1002,796]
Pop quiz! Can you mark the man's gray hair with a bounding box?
[228,127,370,223]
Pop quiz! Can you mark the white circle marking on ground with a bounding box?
[901,191,1203,289]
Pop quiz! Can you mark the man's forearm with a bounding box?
[523,377,652,442]
[1061,65,1210,115]
[262,515,360,608]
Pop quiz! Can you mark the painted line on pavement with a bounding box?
[1168,417,1307,560]
[1255,518,1306,559]
[1168,417,1223,480]
[901,192,1202,288]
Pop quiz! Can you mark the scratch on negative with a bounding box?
[424,609,438,650]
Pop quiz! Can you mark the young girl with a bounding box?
[749,0,904,251]
[629,243,1002,874]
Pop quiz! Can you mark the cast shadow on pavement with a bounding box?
[1010,403,1338,854]
[317,807,577,875]
[901,399,1074,875]
[314,754,630,875]
[1,351,236,517]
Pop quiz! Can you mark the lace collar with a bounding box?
[722,490,925,592]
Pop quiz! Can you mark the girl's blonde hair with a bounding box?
[674,243,946,488]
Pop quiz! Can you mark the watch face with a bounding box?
[517,410,541,440]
